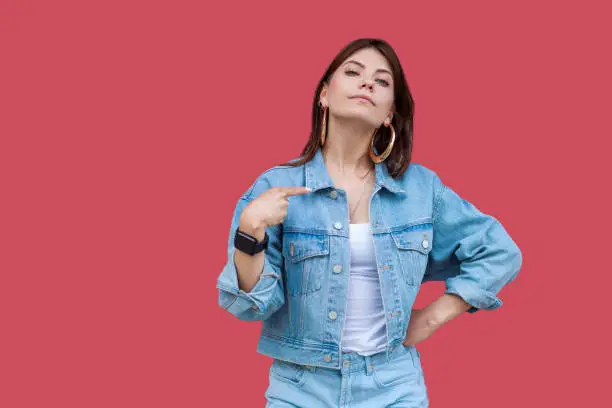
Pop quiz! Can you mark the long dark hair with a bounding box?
[280,38,415,178]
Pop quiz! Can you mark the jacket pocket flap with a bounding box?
[391,223,433,255]
[283,233,330,263]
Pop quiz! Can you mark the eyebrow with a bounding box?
[344,60,392,76]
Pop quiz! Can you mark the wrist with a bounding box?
[239,212,267,241]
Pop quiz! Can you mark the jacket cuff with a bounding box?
[216,254,281,318]
[444,278,503,314]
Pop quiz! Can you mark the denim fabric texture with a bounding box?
[265,345,429,407]
[217,147,523,370]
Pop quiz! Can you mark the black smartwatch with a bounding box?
[234,228,269,255]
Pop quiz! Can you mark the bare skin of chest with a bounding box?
[327,168,375,225]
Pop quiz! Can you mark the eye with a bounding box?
[376,78,390,87]
[345,69,359,76]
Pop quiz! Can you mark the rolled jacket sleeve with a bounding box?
[424,173,523,313]
[216,178,286,321]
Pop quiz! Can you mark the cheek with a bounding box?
[327,78,351,105]
[330,72,357,92]
[328,77,345,95]
[377,89,395,109]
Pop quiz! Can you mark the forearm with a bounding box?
[424,293,473,327]
[233,214,267,293]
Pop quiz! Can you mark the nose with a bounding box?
[360,79,374,91]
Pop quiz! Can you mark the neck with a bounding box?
[322,115,375,176]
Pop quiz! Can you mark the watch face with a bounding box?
[236,231,257,244]
[235,230,258,255]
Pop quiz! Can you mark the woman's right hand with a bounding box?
[239,186,312,240]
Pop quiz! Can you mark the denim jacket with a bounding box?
[216,147,522,368]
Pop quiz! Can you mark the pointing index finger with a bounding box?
[279,186,312,197]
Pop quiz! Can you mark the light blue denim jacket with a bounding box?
[216,147,522,368]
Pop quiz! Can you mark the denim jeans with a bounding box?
[265,345,428,407]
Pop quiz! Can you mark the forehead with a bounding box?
[341,48,392,72]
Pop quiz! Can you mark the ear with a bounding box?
[319,84,329,107]
[386,105,395,124]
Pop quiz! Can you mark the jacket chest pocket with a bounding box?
[391,222,433,286]
[282,232,330,296]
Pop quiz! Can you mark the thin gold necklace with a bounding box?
[349,167,373,222]
[321,150,374,222]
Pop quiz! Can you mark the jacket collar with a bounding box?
[304,147,406,195]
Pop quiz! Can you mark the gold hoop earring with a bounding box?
[369,122,395,163]
[320,105,327,146]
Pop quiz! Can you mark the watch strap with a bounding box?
[234,228,268,255]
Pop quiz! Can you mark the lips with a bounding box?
[349,95,375,106]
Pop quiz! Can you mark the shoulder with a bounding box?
[398,161,442,187]
[405,161,437,178]
[388,162,449,206]
[240,156,306,200]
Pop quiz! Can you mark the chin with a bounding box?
[334,109,380,128]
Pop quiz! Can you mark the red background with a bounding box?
[1,0,610,406]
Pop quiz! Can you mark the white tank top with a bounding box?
[340,223,387,356]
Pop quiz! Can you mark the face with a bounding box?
[320,47,395,129]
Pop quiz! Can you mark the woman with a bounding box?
[216,38,522,407]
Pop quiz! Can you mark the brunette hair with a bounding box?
[280,38,415,178]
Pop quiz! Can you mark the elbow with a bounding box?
[507,241,523,283]
[217,287,281,322]
[493,220,523,284]
[230,304,278,322]
[234,308,268,322]
[217,288,256,321]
